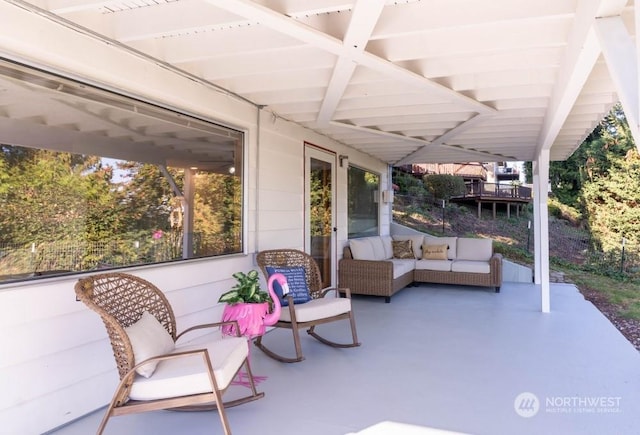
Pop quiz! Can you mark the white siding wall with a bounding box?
[0,3,389,433]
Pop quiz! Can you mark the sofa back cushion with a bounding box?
[392,235,424,259]
[349,236,391,260]
[349,238,375,260]
[424,236,458,260]
[380,235,394,259]
[369,237,388,260]
[456,238,493,261]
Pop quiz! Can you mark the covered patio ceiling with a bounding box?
[3,0,636,166]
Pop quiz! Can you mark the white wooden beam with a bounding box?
[317,0,385,124]
[205,0,496,115]
[595,16,640,148]
[396,114,494,165]
[536,0,607,154]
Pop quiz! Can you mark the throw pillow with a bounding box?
[124,311,175,378]
[392,239,415,259]
[265,266,312,306]
[422,243,449,260]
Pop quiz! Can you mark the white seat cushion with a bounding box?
[129,333,248,401]
[280,297,351,323]
[415,259,452,272]
[390,259,416,278]
[456,238,492,261]
[451,260,490,274]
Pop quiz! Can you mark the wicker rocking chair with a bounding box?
[255,249,360,363]
[75,272,264,435]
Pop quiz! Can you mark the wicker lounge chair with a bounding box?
[255,249,360,363]
[75,272,264,435]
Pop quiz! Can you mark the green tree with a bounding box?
[118,162,179,234]
[422,174,466,200]
[193,171,242,255]
[0,146,116,245]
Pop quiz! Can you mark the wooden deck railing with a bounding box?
[455,182,532,201]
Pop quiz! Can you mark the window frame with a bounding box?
[347,164,381,239]
[0,60,249,283]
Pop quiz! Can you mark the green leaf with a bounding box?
[218,290,239,303]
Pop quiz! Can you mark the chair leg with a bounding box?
[211,383,232,435]
[348,310,359,346]
[253,306,306,363]
[254,331,305,363]
[96,407,113,435]
[96,376,131,435]
[307,313,361,349]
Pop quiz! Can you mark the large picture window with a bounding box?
[347,166,379,238]
[0,60,244,283]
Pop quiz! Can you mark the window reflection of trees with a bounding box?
[348,166,379,238]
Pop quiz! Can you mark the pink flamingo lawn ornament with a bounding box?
[221,273,288,386]
[221,272,288,339]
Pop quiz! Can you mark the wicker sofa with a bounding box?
[338,234,502,302]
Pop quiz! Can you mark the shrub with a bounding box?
[423,174,466,199]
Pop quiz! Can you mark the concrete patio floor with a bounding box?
[49,281,640,435]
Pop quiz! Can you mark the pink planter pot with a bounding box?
[220,273,286,339]
[221,302,273,339]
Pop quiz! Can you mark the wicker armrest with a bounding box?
[339,258,394,279]
[490,252,503,280]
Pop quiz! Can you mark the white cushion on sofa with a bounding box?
[451,260,490,274]
[390,259,416,278]
[369,237,387,260]
[415,259,452,272]
[456,238,493,261]
[392,235,424,259]
[380,235,394,259]
[350,238,375,260]
[424,236,458,260]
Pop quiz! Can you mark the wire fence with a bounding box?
[542,219,640,278]
[0,234,189,280]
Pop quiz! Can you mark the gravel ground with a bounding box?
[550,271,640,351]
[580,287,640,351]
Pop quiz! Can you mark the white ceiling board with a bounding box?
[1,0,637,165]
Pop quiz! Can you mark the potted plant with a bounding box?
[218,270,286,339]
[218,270,272,305]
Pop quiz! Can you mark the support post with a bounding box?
[533,151,551,313]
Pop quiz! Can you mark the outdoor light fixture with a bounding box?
[339,154,349,167]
